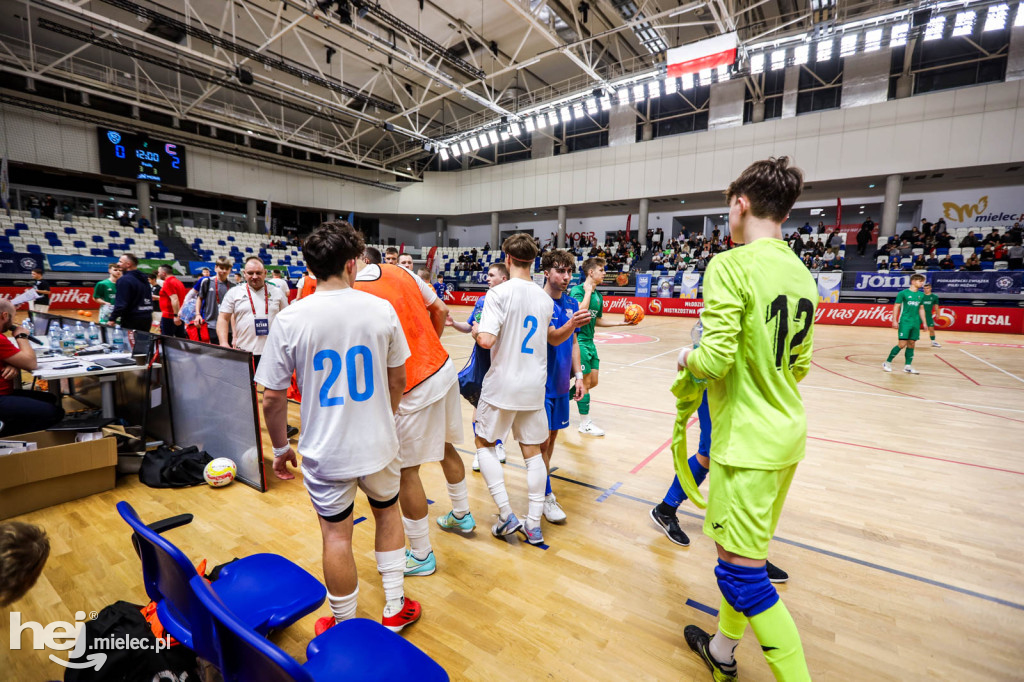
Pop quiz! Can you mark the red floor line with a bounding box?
[630,436,675,474]
[809,436,1024,476]
[933,354,981,385]
[593,399,675,416]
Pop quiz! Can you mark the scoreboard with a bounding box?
[96,128,187,186]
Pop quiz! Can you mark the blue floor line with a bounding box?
[353,516,366,525]
[686,598,719,618]
[596,481,623,502]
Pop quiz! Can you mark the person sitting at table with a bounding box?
[0,300,64,436]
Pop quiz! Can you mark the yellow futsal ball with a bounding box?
[204,458,237,487]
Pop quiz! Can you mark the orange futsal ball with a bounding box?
[624,303,644,325]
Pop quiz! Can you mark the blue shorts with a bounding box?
[545,393,571,431]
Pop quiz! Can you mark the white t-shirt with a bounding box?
[268,276,289,293]
[478,277,554,411]
[219,283,289,355]
[355,263,450,414]
[254,288,410,480]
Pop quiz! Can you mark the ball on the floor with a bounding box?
[624,303,644,325]
[204,458,237,487]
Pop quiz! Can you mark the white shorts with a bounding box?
[29,302,49,314]
[475,400,548,446]
[302,458,401,521]
[395,381,463,468]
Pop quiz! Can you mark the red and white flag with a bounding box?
[425,246,439,277]
[836,197,842,230]
[666,32,738,78]
[399,242,405,255]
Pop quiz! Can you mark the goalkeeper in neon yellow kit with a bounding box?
[679,157,816,681]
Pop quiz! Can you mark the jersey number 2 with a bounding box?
[314,346,375,407]
[766,296,814,369]
[521,316,538,354]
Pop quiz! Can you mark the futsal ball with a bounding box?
[624,303,644,325]
[204,458,236,487]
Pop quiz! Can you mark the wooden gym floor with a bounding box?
[4,307,1024,680]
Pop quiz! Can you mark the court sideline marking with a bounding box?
[959,348,1024,384]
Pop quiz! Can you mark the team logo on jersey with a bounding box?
[648,299,662,314]
[932,308,956,329]
[942,195,987,223]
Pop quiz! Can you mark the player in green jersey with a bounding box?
[883,273,928,374]
[92,263,121,324]
[921,283,941,348]
[679,157,815,682]
[569,257,635,436]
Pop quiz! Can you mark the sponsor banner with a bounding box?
[46,254,119,272]
[136,258,186,276]
[679,272,701,299]
[635,273,653,297]
[0,252,44,274]
[656,275,674,298]
[0,286,31,309]
[932,271,1021,295]
[666,32,738,78]
[445,290,484,306]
[919,185,1024,227]
[0,286,102,310]
[816,272,842,303]
[814,303,1024,334]
[287,266,305,279]
[189,261,216,275]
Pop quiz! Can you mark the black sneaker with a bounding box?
[649,507,689,547]
[684,625,738,682]
[766,560,789,583]
[286,425,299,439]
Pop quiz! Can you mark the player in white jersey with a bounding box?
[255,222,423,636]
[472,233,591,545]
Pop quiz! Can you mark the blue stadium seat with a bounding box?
[936,248,949,255]
[27,244,42,254]
[44,231,57,239]
[48,239,62,247]
[92,235,104,243]
[92,248,106,255]
[64,227,76,234]
[109,230,120,238]
[227,235,235,242]
[0,244,13,253]
[5,228,17,237]
[951,255,965,266]
[14,222,27,230]
[74,240,86,248]
[218,240,226,246]
[125,238,135,245]
[134,227,145,234]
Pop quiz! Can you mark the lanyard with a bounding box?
[246,284,269,316]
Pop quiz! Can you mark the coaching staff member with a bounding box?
[108,253,155,331]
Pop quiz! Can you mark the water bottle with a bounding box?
[21,318,34,337]
[49,325,62,353]
[690,318,703,347]
[87,321,101,346]
[74,320,86,346]
[111,326,126,354]
[61,324,76,356]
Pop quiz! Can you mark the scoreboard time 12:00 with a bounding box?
[96,128,187,186]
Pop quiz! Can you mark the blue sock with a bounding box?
[545,476,552,496]
[660,455,709,511]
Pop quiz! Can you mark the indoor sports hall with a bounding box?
[1,0,1023,680]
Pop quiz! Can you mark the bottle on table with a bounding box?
[87,322,101,346]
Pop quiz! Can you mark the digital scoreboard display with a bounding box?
[96,128,187,186]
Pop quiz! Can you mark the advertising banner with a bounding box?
[189,261,216,275]
[816,272,842,302]
[679,272,701,299]
[0,252,44,274]
[635,273,653,297]
[45,254,119,272]
[137,258,186,275]
[287,266,306,279]
[919,185,1024,227]
[854,271,1022,295]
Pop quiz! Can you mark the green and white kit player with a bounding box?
[883,273,928,374]
[570,257,634,437]
[921,283,941,348]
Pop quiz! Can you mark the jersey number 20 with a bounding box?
[766,296,814,370]
[314,346,375,407]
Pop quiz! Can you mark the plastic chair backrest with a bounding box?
[189,574,311,681]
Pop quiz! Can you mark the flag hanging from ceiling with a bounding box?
[0,156,9,215]
[666,32,738,78]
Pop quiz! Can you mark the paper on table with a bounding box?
[9,289,39,306]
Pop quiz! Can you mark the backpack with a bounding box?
[139,446,213,488]
[457,345,491,408]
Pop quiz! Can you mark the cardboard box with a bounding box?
[0,430,117,520]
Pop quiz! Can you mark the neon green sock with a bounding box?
[886,346,901,362]
[748,599,810,682]
[577,392,590,416]
[718,598,748,640]
[905,348,915,365]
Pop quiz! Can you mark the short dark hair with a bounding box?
[726,156,803,223]
[911,274,926,283]
[31,268,44,275]
[304,221,366,281]
[215,257,232,270]
[488,263,509,279]
[0,522,50,607]
[385,247,399,256]
[122,253,139,266]
[541,249,576,273]
[363,246,382,264]
[110,263,122,272]
[157,264,173,276]
[582,257,606,277]
[147,272,157,280]
[502,232,539,264]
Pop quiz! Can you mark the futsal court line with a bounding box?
[933,354,981,385]
[625,345,685,366]
[800,384,1024,413]
[958,348,1024,384]
[453,448,1024,612]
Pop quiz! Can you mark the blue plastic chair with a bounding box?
[188,575,448,682]
[116,501,326,664]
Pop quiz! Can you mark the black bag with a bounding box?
[64,600,200,682]
[139,446,213,488]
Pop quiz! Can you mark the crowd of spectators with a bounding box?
[876,219,1023,271]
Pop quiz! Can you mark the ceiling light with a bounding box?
[817,39,834,61]
[510,122,522,136]
[664,77,678,94]
[524,116,536,132]
[864,28,883,51]
[868,184,875,188]
[771,49,786,70]
[840,34,858,57]
[633,83,645,100]
[984,4,1008,31]
[451,144,462,157]
[599,96,611,110]
[750,53,765,74]
[616,86,630,103]
[586,97,598,114]
[468,137,479,151]
[648,81,661,98]
[924,16,945,40]
[890,23,909,47]
[439,148,449,161]
[573,104,585,119]
[793,44,809,65]
[560,106,572,122]
[461,140,472,154]
[681,73,694,90]
[679,200,685,204]
[1016,3,1024,27]
[487,130,499,145]
[499,130,510,141]
[698,69,712,86]
[717,65,730,81]
[535,114,548,129]
[952,10,975,37]
[547,111,559,126]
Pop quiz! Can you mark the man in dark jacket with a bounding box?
[856,220,873,255]
[108,253,154,331]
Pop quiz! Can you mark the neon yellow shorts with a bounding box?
[703,462,797,560]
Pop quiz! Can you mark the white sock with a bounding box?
[581,416,592,426]
[402,515,431,560]
[327,587,358,623]
[524,454,546,528]
[446,480,470,516]
[709,630,740,666]
[375,548,405,611]
[477,447,512,517]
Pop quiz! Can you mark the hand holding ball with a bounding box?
[204,458,237,487]
[624,303,644,325]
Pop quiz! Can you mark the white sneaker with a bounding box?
[881,362,892,372]
[472,454,480,472]
[543,494,566,523]
[904,366,920,374]
[496,441,506,464]
[931,341,941,348]
[578,421,605,437]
